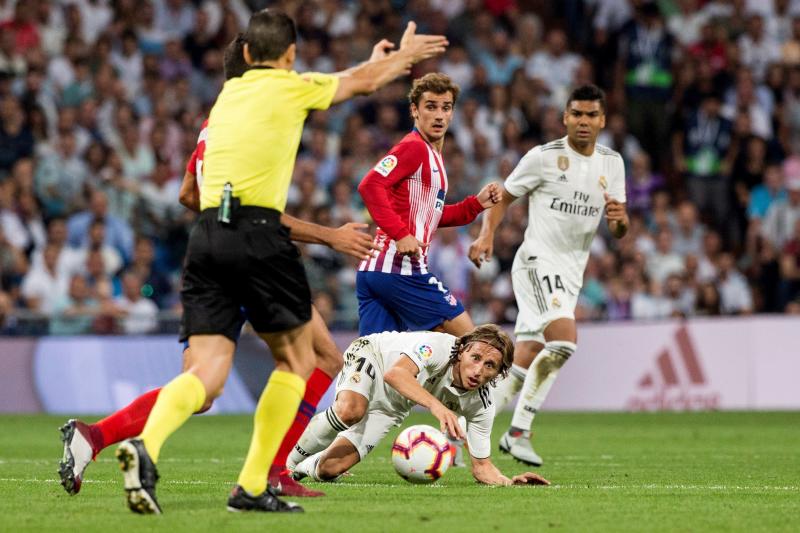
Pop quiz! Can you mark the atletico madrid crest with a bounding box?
[558,156,569,171]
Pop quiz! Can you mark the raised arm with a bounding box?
[331,22,447,104]
[383,355,466,440]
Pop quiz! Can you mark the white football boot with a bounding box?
[58,419,96,495]
[498,430,543,467]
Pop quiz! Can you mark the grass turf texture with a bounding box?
[1,412,798,532]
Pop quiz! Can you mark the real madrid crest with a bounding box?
[599,175,608,190]
[558,156,569,171]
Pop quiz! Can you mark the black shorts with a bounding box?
[179,206,311,342]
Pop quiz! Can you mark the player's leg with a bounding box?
[59,388,161,495]
[492,340,543,411]
[504,318,577,466]
[287,337,376,469]
[287,389,367,468]
[270,306,341,497]
[294,409,398,482]
[116,333,235,514]
[232,324,314,497]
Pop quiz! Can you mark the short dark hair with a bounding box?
[224,34,249,80]
[244,9,296,62]
[566,84,606,113]
[448,324,515,385]
[408,72,461,107]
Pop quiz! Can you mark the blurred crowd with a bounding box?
[1,0,800,335]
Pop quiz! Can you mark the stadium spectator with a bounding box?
[1,0,800,331]
[20,242,67,314]
[762,176,800,247]
[115,270,158,334]
[67,189,134,263]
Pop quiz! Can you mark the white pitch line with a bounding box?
[0,478,797,492]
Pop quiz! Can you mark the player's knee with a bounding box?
[543,340,577,368]
[333,398,366,427]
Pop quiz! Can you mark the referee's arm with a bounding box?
[331,22,447,104]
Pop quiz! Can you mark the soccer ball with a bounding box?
[391,424,453,484]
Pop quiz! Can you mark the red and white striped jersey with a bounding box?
[185,119,209,187]
[358,130,483,276]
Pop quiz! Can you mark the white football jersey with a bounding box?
[366,331,495,459]
[504,136,626,293]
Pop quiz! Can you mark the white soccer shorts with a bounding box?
[335,338,407,459]
[511,261,578,343]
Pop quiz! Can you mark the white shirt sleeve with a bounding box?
[609,153,627,203]
[504,146,544,198]
[465,399,494,459]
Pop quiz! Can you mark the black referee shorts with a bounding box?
[179,206,312,343]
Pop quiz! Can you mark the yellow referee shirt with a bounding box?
[200,68,339,211]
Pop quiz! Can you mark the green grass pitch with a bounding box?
[1,411,798,532]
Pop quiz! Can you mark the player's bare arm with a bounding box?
[178,171,201,212]
[468,186,518,267]
[604,192,628,239]
[331,22,447,103]
[383,356,466,440]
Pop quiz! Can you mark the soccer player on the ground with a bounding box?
[356,72,500,339]
[113,10,447,514]
[288,324,549,487]
[58,34,387,498]
[468,84,628,467]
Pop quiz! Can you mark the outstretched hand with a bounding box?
[399,21,448,63]
[511,472,551,486]
[329,222,379,260]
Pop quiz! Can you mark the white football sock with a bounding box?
[491,363,528,412]
[286,406,348,470]
[510,341,576,432]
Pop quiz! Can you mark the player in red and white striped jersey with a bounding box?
[356,72,500,337]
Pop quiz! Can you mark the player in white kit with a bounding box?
[287,325,548,486]
[468,85,629,466]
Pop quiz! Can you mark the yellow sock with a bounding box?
[140,372,206,463]
[237,370,305,495]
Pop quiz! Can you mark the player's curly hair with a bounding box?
[408,72,461,107]
[449,324,514,386]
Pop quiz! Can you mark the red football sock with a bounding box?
[89,388,161,455]
[272,368,333,469]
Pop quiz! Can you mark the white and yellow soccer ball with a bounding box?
[391,424,453,484]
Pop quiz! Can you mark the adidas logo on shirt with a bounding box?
[558,174,568,182]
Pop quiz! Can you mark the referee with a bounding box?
[114,9,448,514]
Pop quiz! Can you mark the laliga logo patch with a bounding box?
[445,294,457,306]
[374,155,398,177]
[351,372,361,383]
[415,344,434,360]
[551,296,561,308]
